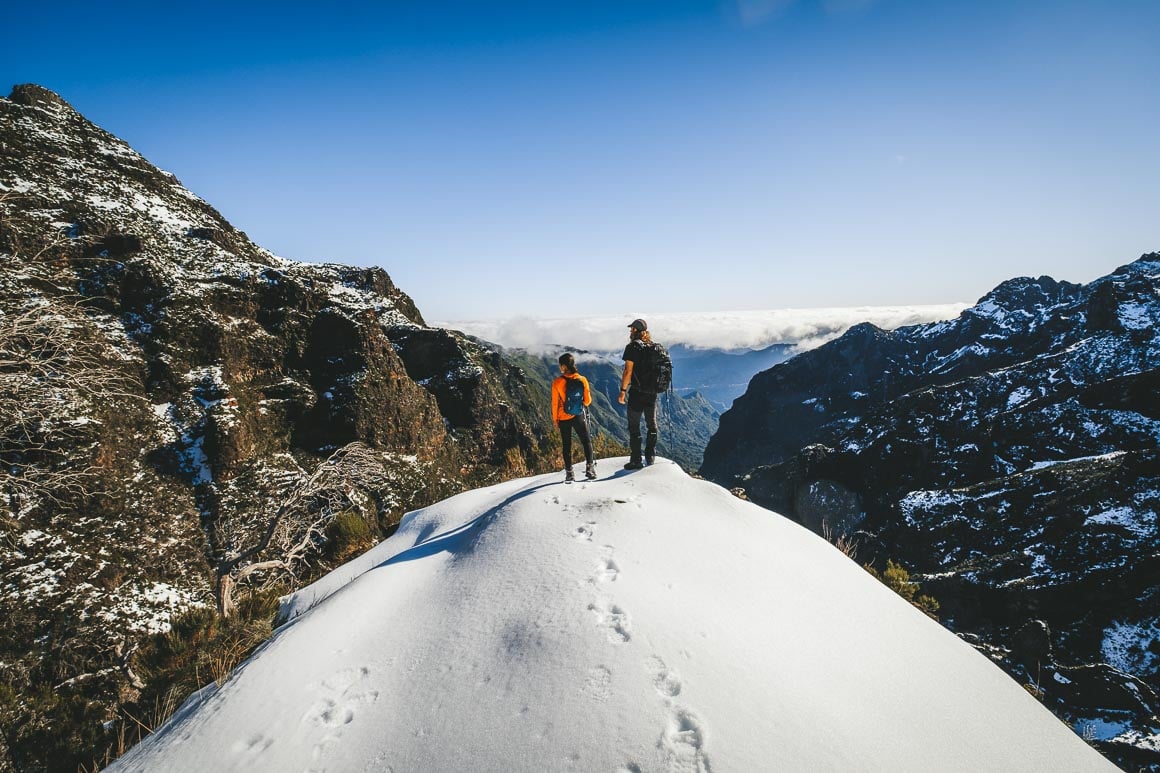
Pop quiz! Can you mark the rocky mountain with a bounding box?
[495,347,719,470]
[701,254,1160,768]
[0,84,562,770]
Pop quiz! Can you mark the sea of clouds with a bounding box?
[436,304,968,354]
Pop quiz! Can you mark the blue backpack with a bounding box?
[563,377,586,416]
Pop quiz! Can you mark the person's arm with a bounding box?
[582,376,592,407]
[551,378,562,425]
[618,362,633,405]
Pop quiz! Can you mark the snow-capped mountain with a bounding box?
[0,85,563,770]
[701,255,1160,767]
[111,460,1112,772]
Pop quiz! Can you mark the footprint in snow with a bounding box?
[230,733,273,762]
[583,665,612,702]
[593,556,620,583]
[303,666,380,760]
[647,656,682,698]
[660,708,711,773]
[588,599,631,643]
[573,522,596,541]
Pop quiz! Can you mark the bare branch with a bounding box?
[213,442,390,617]
[0,295,139,513]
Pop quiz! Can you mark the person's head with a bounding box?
[628,318,651,343]
[558,352,577,374]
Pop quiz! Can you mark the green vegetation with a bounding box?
[79,590,286,771]
[324,510,378,563]
[865,559,940,618]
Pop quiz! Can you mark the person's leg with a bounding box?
[560,419,574,469]
[644,399,658,463]
[626,406,643,465]
[575,415,594,465]
[574,416,597,478]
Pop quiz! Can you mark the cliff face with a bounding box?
[700,255,1160,767]
[0,84,555,769]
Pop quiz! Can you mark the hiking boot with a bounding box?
[623,460,643,470]
[585,462,597,480]
[644,455,655,466]
[564,468,575,483]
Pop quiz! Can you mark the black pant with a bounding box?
[559,416,593,468]
[626,390,658,462]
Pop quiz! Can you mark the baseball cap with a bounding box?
[628,318,647,332]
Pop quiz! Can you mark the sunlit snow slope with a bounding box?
[112,459,1113,772]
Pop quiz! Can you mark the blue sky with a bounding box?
[4,1,1158,321]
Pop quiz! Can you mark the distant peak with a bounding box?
[1116,252,1160,276]
[7,84,74,112]
[975,274,1079,311]
[842,321,888,339]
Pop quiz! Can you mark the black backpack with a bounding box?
[634,342,673,394]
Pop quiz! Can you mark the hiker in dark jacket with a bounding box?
[618,318,659,469]
[552,353,596,482]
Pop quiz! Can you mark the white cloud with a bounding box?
[436,303,968,354]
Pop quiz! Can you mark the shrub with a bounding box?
[324,510,377,563]
[865,559,940,618]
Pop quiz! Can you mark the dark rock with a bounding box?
[83,232,143,259]
[8,83,72,111]
[793,478,863,537]
[1010,619,1054,671]
[1085,280,1122,333]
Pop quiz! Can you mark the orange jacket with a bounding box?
[552,373,591,423]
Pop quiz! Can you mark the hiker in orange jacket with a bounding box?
[552,353,596,483]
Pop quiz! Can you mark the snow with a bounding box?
[1076,717,1133,743]
[929,342,991,374]
[1102,620,1160,676]
[1022,545,1050,574]
[112,460,1111,772]
[1113,728,1160,752]
[0,176,35,193]
[1006,385,1034,409]
[1083,506,1155,538]
[1117,301,1154,331]
[1028,451,1126,471]
[96,582,207,635]
[898,489,963,525]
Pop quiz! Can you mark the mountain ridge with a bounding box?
[700,252,1160,767]
[0,84,561,770]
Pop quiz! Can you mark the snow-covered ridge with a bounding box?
[2,85,569,772]
[113,460,1111,772]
